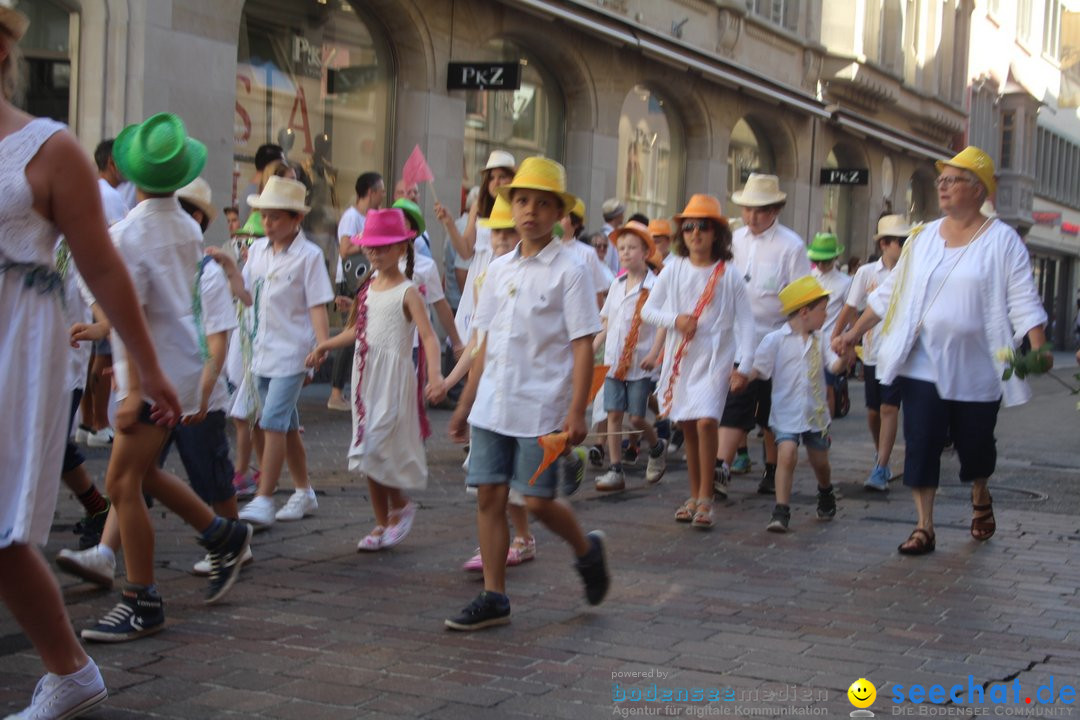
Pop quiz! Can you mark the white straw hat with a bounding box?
[873,214,914,241]
[483,150,516,172]
[247,176,310,213]
[731,173,787,207]
[177,177,217,225]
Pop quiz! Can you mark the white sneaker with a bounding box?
[645,442,667,484]
[238,495,276,528]
[86,427,114,448]
[594,468,626,491]
[8,657,107,720]
[74,426,91,445]
[275,490,317,521]
[192,544,253,576]
[55,547,115,589]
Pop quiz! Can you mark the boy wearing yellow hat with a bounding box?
[446,157,609,630]
[750,275,850,532]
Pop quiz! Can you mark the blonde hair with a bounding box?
[1,33,23,103]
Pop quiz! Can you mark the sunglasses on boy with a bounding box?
[681,219,711,233]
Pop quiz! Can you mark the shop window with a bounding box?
[14,0,76,126]
[726,117,775,218]
[906,170,935,223]
[616,85,682,221]
[236,0,391,258]
[462,39,564,205]
[744,0,798,33]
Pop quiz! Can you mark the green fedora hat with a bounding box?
[391,198,426,235]
[113,113,207,194]
[807,231,844,261]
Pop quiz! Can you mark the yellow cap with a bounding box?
[496,156,578,214]
[935,145,996,196]
[478,195,516,230]
[778,275,830,316]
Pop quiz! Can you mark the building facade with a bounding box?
[26,0,971,273]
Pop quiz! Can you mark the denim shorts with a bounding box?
[466,426,560,499]
[159,410,235,505]
[603,377,655,416]
[255,373,305,433]
[772,428,831,451]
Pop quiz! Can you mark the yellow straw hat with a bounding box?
[478,195,516,230]
[570,198,586,219]
[935,145,996,196]
[778,275,830,316]
[496,156,577,214]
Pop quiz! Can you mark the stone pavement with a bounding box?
[2,360,1080,719]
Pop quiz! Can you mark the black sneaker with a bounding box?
[766,504,791,533]
[73,501,111,550]
[587,443,605,468]
[200,519,253,605]
[713,463,730,500]
[82,588,165,642]
[444,591,511,631]
[575,530,610,606]
[669,427,684,453]
[817,486,837,520]
[757,468,776,495]
[560,447,587,497]
[621,440,639,466]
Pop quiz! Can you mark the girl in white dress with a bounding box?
[641,195,754,529]
[309,209,445,551]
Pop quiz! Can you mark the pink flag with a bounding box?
[402,144,434,187]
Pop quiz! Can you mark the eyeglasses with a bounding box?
[681,220,711,233]
[934,175,971,189]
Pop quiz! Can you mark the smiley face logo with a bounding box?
[848,678,877,708]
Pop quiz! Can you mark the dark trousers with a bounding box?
[331,344,355,391]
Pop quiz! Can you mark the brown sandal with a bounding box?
[898,528,936,555]
[971,494,995,541]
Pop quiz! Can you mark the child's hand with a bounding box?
[204,245,237,272]
[434,202,453,227]
[69,321,107,346]
[334,295,352,312]
[305,348,328,368]
[831,332,853,357]
[425,375,447,405]
[640,352,658,371]
[563,411,587,446]
[729,371,749,394]
[182,398,210,426]
[115,394,144,433]
[675,314,697,339]
[448,408,469,443]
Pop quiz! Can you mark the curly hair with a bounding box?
[671,219,733,262]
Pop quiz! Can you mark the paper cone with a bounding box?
[529,431,569,485]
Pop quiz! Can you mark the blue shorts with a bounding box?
[772,428,831,451]
[255,373,305,433]
[864,364,902,410]
[159,410,235,504]
[603,377,655,417]
[466,426,560,499]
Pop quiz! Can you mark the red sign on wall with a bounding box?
[1061,222,1079,236]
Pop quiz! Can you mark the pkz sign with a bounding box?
[820,168,869,185]
[447,62,521,91]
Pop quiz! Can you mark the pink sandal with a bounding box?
[356,526,385,552]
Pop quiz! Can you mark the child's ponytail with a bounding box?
[405,241,415,280]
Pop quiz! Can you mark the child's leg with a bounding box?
[524,496,589,556]
[385,487,408,518]
[866,408,881,447]
[252,425,264,470]
[100,507,121,551]
[629,414,658,448]
[233,418,253,475]
[477,484,511,593]
[257,429,286,497]
[716,426,743,465]
[0,544,89,676]
[606,411,624,462]
[508,502,531,542]
[106,423,169,586]
[143,467,215,532]
[284,429,311,491]
[806,446,831,489]
[89,353,112,431]
[681,420,700,495]
[368,478,391,528]
[878,403,900,468]
[773,440,798,506]
[694,418,718,500]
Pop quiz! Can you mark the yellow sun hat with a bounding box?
[478,195,516,230]
[778,275,830,316]
[935,145,996,197]
[496,156,577,214]
[570,198,586,219]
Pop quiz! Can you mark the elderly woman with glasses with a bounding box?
[835,146,1049,556]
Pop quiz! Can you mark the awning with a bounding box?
[831,111,952,162]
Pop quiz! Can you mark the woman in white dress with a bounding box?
[0,7,179,717]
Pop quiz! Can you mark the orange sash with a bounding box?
[661,261,726,417]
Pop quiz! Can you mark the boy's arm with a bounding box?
[309,304,330,347]
[592,317,608,354]
[564,335,594,445]
[185,330,227,425]
[433,298,464,357]
[448,335,486,443]
[444,330,478,387]
[204,247,252,306]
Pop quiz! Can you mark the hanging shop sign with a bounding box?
[1061,222,1079,236]
[447,62,521,91]
[1031,211,1061,226]
[820,168,869,185]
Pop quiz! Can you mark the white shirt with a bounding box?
[600,222,621,275]
[337,206,366,285]
[812,265,851,341]
[868,218,1047,406]
[453,225,495,340]
[845,259,893,365]
[600,271,659,382]
[198,260,239,412]
[243,230,335,377]
[561,238,607,299]
[98,178,130,226]
[469,240,602,437]
[109,198,206,414]
[732,222,811,354]
[753,324,840,434]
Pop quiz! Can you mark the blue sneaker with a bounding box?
[864,465,891,491]
[730,453,752,475]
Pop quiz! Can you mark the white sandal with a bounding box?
[356,526,385,552]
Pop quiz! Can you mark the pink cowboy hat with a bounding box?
[352,208,416,247]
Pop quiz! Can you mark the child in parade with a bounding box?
[593,221,667,491]
[308,209,445,550]
[446,157,610,630]
[751,276,849,533]
[641,195,754,529]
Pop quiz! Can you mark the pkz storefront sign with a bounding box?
[447,62,521,91]
[1032,211,1061,226]
[820,168,869,185]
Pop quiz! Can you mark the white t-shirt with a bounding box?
[109,197,206,414]
[731,222,811,353]
[600,271,659,382]
[337,206,366,288]
[469,240,602,437]
[844,259,893,365]
[753,324,839,434]
[98,178,130,226]
[812,265,852,341]
[453,225,495,340]
[198,260,240,412]
[243,231,335,378]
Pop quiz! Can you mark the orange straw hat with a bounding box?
[935,145,996,196]
[495,156,577,214]
[648,218,673,238]
[674,194,729,229]
[478,195,515,230]
[778,275,830,316]
[609,221,657,257]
